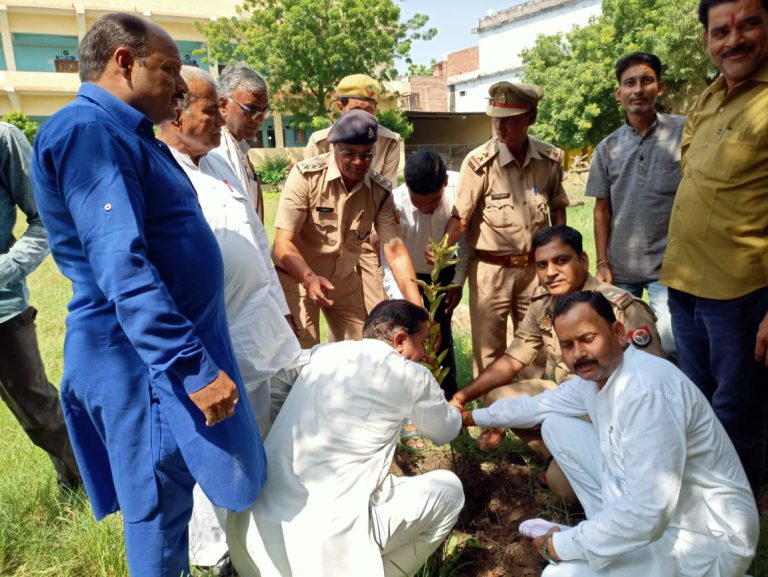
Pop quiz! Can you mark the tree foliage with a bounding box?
[203,0,436,119]
[521,0,714,148]
[2,111,38,144]
[376,108,413,140]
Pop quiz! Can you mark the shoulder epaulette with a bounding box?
[466,142,498,172]
[531,138,564,163]
[531,285,550,301]
[601,286,633,311]
[296,155,328,174]
[370,169,393,192]
[377,125,402,143]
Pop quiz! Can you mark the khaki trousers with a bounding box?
[357,239,387,315]
[278,269,366,348]
[468,259,537,376]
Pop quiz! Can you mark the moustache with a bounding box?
[574,358,597,371]
[721,43,754,59]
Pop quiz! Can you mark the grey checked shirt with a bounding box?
[586,113,685,284]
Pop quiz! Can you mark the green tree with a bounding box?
[203,0,436,119]
[522,0,713,149]
[2,111,39,144]
[376,108,413,140]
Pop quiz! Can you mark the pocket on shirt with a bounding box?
[483,200,516,228]
[309,210,338,245]
[717,129,762,181]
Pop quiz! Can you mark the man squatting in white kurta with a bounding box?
[226,299,465,577]
[158,66,307,570]
[462,290,758,577]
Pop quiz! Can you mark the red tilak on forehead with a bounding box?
[732,13,737,26]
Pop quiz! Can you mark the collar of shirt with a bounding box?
[496,137,540,168]
[78,82,155,139]
[326,152,370,195]
[623,113,660,140]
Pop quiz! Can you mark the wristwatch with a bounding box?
[540,533,559,566]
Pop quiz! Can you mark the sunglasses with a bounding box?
[229,97,272,120]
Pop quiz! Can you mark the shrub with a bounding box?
[254,155,291,185]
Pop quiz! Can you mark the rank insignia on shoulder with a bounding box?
[538,313,553,332]
[370,170,393,191]
[603,288,633,310]
[629,326,652,348]
[546,146,564,163]
[297,158,327,174]
[467,148,496,172]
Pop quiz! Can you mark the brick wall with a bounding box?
[447,46,479,77]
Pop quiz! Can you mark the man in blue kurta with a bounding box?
[30,13,266,576]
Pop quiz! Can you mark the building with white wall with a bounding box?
[449,0,602,113]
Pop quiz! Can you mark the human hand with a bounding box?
[595,262,612,283]
[189,370,240,427]
[304,273,335,307]
[424,243,436,265]
[444,287,463,314]
[755,311,768,365]
[531,527,561,562]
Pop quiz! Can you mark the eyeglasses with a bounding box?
[229,97,272,120]
[337,148,376,161]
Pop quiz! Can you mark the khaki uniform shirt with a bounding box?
[274,153,401,281]
[505,275,664,383]
[660,59,768,299]
[304,125,401,186]
[452,137,569,255]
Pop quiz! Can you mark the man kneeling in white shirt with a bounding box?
[227,299,465,577]
[462,291,758,577]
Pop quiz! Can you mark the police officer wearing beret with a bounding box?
[275,110,421,347]
[428,82,569,384]
[305,74,402,315]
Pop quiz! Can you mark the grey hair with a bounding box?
[178,65,218,114]
[218,63,268,98]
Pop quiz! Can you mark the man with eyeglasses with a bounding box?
[210,63,272,221]
[305,74,402,317]
[274,110,421,347]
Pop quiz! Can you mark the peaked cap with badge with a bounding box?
[328,109,378,145]
[486,82,544,118]
[336,74,381,102]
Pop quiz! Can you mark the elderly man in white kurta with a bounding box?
[158,66,306,572]
[227,299,464,577]
[462,291,758,577]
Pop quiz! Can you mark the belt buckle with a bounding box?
[508,255,527,267]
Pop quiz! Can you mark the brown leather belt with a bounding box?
[475,250,531,268]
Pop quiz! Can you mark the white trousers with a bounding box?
[371,470,465,577]
[189,362,305,566]
[540,415,752,577]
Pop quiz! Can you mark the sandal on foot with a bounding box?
[476,427,506,451]
[401,421,426,451]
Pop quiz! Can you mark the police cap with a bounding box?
[486,82,544,117]
[336,74,381,102]
[327,109,378,145]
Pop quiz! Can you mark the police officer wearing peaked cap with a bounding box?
[430,79,569,449]
[274,108,421,348]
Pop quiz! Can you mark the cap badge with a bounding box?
[368,127,374,139]
[498,92,507,104]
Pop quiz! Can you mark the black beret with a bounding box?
[328,109,378,145]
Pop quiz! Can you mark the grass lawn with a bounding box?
[2,196,765,576]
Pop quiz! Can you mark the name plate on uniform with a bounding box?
[491,193,511,200]
[316,207,334,213]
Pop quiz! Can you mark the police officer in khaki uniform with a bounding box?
[451,226,662,502]
[275,110,420,348]
[429,82,569,378]
[304,74,401,316]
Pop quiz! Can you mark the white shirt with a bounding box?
[382,171,469,298]
[208,129,262,218]
[170,148,301,391]
[231,339,462,577]
[473,347,758,575]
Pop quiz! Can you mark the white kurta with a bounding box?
[474,347,758,576]
[228,339,462,577]
[170,148,303,566]
[382,171,468,298]
[208,129,261,217]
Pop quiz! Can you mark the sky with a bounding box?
[396,0,526,72]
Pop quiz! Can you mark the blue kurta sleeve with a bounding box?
[34,120,220,395]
